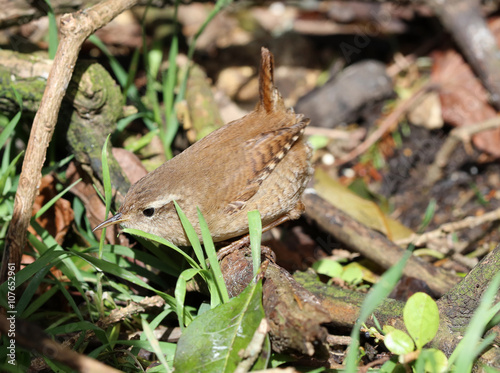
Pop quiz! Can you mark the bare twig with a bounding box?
[396,206,500,247]
[303,189,459,296]
[0,0,139,284]
[326,335,352,346]
[234,319,270,373]
[304,127,366,141]
[358,356,391,372]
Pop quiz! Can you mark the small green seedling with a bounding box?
[312,258,363,286]
[380,292,447,373]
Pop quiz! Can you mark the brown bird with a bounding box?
[94,47,313,246]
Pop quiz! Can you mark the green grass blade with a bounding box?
[162,31,179,159]
[0,249,67,308]
[197,207,229,304]
[345,249,413,372]
[132,236,183,276]
[100,251,169,289]
[116,111,148,133]
[141,308,174,341]
[101,134,112,217]
[248,210,262,277]
[0,111,21,149]
[50,279,85,321]
[124,128,160,153]
[123,46,141,103]
[99,244,180,279]
[163,0,233,158]
[185,0,233,62]
[175,268,202,328]
[88,35,128,88]
[419,198,436,232]
[28,225,86,286]
[43,0,59,59]
[143,319,172,372]
[70,251,177,309]
[123,228,200,270]
[0,151,23,195]
[449,272,500,371]
[27,225,89,319]
[16,265,51,315]
[174,201,206,269]
[98,134,112,260]
[21,285,58,319]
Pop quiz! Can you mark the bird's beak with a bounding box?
[92,212,125,232]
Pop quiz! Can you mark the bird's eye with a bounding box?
[143,207,155,217]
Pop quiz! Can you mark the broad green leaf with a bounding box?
[174,280,268,372]
[415,348,448,373]
[341,263,363,285]
[403,292,439,350]
[384,330,415,355]
[312,259,342,278]
[382,325,397,335]
[307,135,329,150]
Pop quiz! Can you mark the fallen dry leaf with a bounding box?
[112,147,148,184]
[431,49,500,157]
[66,161,124,245]
[29,174,74,245]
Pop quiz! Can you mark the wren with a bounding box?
[94,47,313,246]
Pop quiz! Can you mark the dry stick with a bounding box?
[234,318,269,373]
[358,357,391,373]
[396,207,500,247]
[303,190,459,296]
[424,115,500,187]
[304,127,366,141]
[0,0,139,284]
[334,82,436,166]
[326,335,352,346]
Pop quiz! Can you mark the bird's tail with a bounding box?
[258,47,286,113]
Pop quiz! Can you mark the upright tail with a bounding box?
[258,47,286,113]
